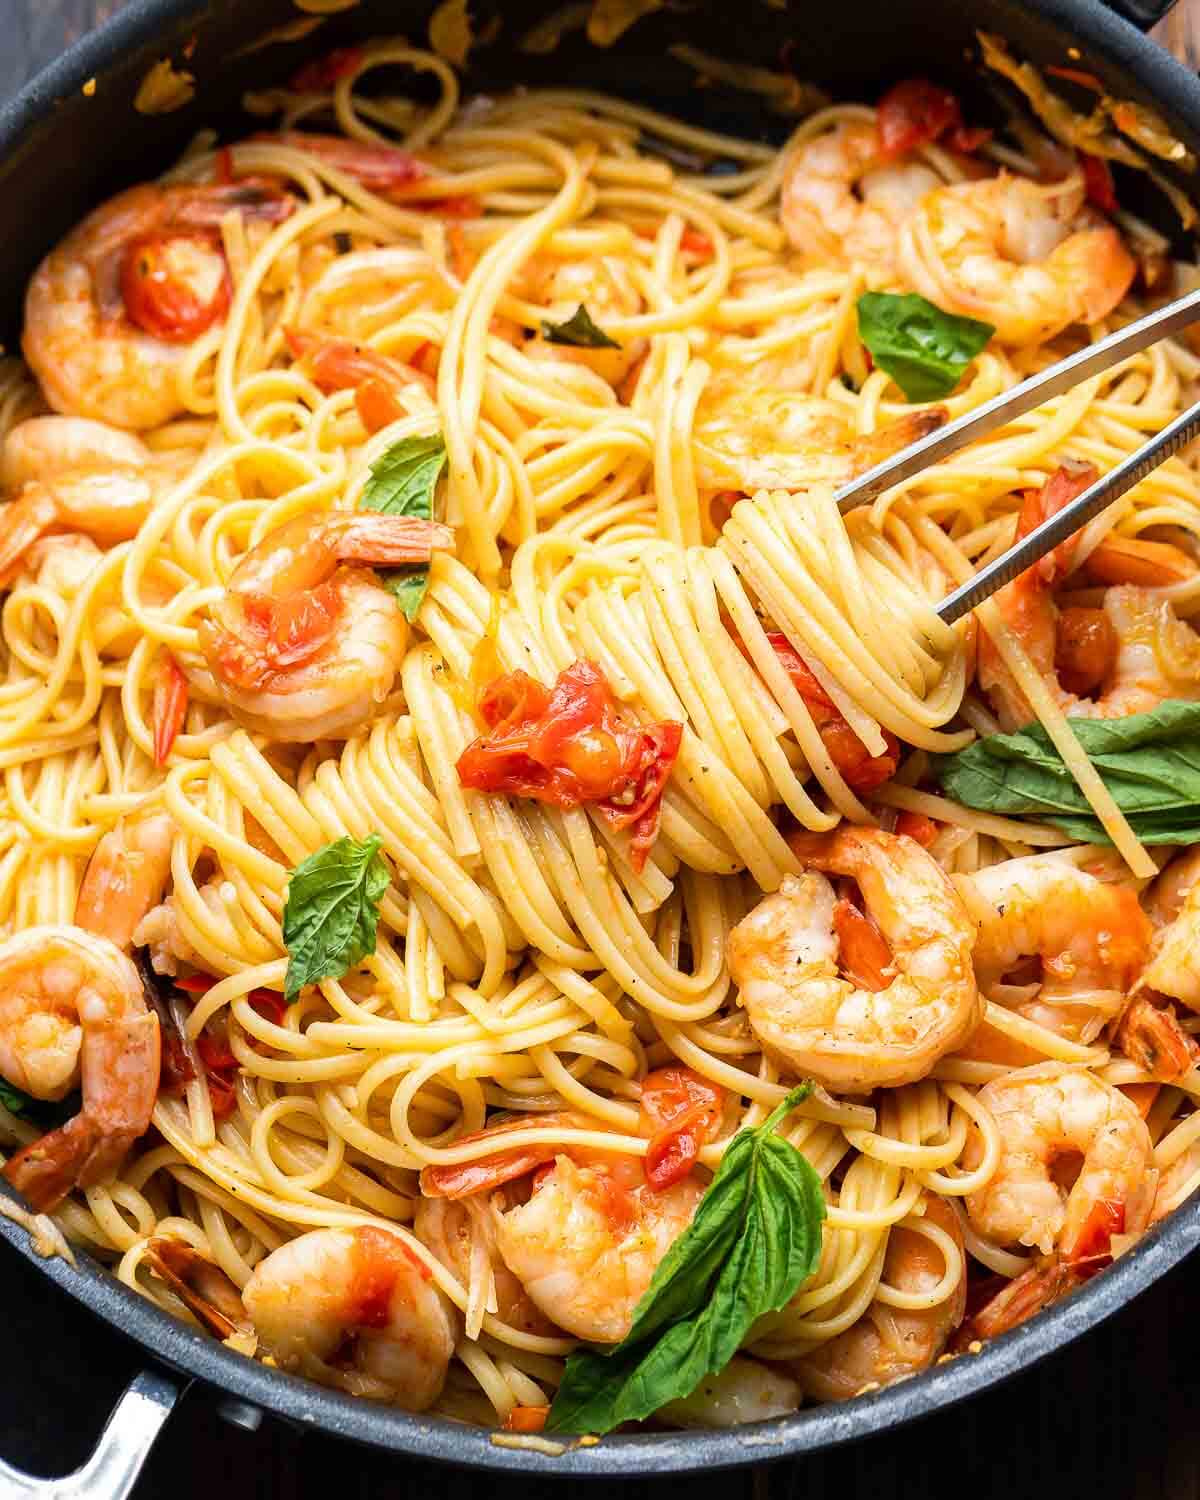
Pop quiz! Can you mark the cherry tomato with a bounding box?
[457,661,683,872]
[121,233,231,343]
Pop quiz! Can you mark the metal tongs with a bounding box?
[833,285,1200,624]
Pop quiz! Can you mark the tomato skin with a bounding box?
[120,233,231,343]
[831,896,892,992]
[894,810,938,847]
[1055,606,1117,698]
[640,1066,724,1191]
[758,633,900,793]
[503,1406,550,1434]
[289,46,364,92]
[680,228,714,257]
[456,660,683,872]
[877,79,962,159]
[1079,151,1118,215]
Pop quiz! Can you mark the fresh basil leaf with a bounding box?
[857,291,994,402]
[381,570,430,622]
[541,304,622,350]
[936,700,1200,845]
[0,1080,77,1129]
[546,1083,824,1435]
[360,433,446,520]
[281,835,390,1003]
[0,1081,31,1117]
[360,433,447,623]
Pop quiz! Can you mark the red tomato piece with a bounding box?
[152,650,189,767]
[289,46,365,93]
[894,810,938,847]
[946,125,993,155]
[456,660,683,872]
[756,633,900,793]
[121,233,231,343]
[680,228,714,257]
[832,895,893,993]
[503,1406,550,1433]
[173,973,214,994]
[247,990,287,1025]
[1079,150,1118,216]
[640,1067,725,1191]
[427,195,482,219]
[876,78,963,159]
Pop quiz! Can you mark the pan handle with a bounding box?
[0,1368,182,1500]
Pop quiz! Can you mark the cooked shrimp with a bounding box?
[1152,1142,1200,1223]
[979,466,1200,730]
[0,415,188,577]
[134,878,226,978]
[241,1225,458,1410]
[0,926,159,1211]
[418,1103,707,1344]
[492,1153,705,1343]
[781,122,941,272]
[413,1194,558,1337]
[23,179,292,428]
[75,811,175,953]
[519,254,644,386]
[286,328,435,433]
[1143,846,1200,929]
[957,1261,1080,1346]
[792,1196,966,1401]
[898,172,1135,344]
[964,1064,1152,1261]
[145,1237,255,1341]
[691,391,945,495]
[657,1357,802,1427]
[197,509,453,742]
[728,828,979,1093]
[967,853,1151,1045]
[1115,994,1199,1083]
[1141,876,1200,1012]
[2,414,149,489]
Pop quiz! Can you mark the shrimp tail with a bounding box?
[4,1114,104,1211]
[145,1238,250,1339]
[851,406,948,471]
[958,1261,1080,1346]
[1115,994,1199,1083]
[5,1008,159,1210]
[0,485,60,580]
[170,181,296,231]
[335,513,454,565]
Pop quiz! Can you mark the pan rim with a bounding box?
[2,0,1200,1474]
[1,1179,1197,1474]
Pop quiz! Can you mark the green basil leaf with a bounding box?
[360,433,446,520]
[857,291,994,402]
[381,570,430,623]
[541,304,622,350]
[935,700,1200,845]
[0,1080,31,1117]
[359,433,447,623]
[0,1080,77,1129]
[546,1083,824,1435]
[281,835,390,1003]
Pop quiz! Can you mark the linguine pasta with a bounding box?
[1,34,1200,1431]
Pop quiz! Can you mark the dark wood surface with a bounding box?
[1,3,1199,1496]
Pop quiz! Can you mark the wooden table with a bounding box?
[1,4,1199,1498]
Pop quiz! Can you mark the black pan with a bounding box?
[1,0,1198,1488]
